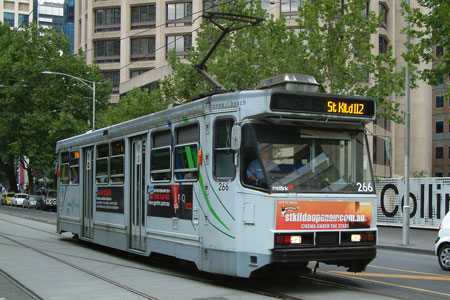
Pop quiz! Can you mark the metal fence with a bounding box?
[376,178,450,229]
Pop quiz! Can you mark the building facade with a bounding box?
[74,0,433,179]
[431,45,449,177]
[1,0,34,28]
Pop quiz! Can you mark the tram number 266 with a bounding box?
[218,183,229,192]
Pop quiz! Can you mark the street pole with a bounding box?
[402,0,411,246]
[92,81,96,131]
[42,71,96,131]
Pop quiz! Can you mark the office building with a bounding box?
[74,0,433,178]
[1,0,33,28]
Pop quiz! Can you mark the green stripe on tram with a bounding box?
[185,145,230,232]
[193,186,234,239]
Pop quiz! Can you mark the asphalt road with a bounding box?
[1,204,449,300]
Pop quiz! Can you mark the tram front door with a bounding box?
[82,147,94,239]
[130,136,147,251]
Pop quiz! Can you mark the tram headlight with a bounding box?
[275,234,303,245]
[290,235,302,244]
[351,234,362,242]
[350,233,375,243]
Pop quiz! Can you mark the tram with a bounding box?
[56,74,377,278]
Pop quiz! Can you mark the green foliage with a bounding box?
[161,0,405,122]
[0,23,111,182]
[97,88,172,127]
[412,170,428,178]
[402,0,450,100]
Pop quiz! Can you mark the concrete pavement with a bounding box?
[377,225,437,255]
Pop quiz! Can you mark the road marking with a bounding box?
[368,264,450,278]
[320,270,450,297]
[328,270,450,281]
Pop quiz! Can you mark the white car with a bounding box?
[11,193,28,207]
[23,195,39,208]
[435,211,450,271]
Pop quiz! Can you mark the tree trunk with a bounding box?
[0,155,18,192]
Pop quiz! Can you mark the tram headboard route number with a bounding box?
[270,93,375,119]
[327,100,364,115]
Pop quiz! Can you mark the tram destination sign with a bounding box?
[270,93,375,119]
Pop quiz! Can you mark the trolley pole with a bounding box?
[402,0,411,246]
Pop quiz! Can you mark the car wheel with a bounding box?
[438,244,450,271]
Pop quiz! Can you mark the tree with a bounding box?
[402,0,450,99]
[97,88,172,127]
[160,0,405,122]
[0,23,111,191]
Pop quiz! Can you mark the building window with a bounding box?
[131,37,156,61]
[203,0,221,12]
[94,39,120,63]
[281,0,300,19]
[436,121,444,134]
[4,13,15,27]
[174,124,199,181]
[167,2,192,27]
[131,5,156,29]
[214,118,236,179]
[151,130,172,182]
[18,14,29,27]
[436,94,444,108]
[361,1,370,17]
[379,36,388,54]
[436,172,443,177]
[379,3,388,29]
[142,81,159,92]
[101,70,120,94]
[95,8,121,32]
[436,146,444,159]
[436,45,444,57]
[130,68,151,79]
[167,34,192,58]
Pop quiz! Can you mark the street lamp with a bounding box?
[42,71,96,131]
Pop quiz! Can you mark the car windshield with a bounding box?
[18,194,27,198]
[241,123,374,194]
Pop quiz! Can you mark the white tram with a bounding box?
[56,74,377,277]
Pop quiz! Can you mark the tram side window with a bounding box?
[214,118,235,179]
[70,151,80,185]
[96,143,109,184]
[110,140,125,184]
[60,152,70,185]
[151,130,171,182]
[174,124,199,181]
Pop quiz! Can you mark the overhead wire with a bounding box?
[82,0,261,71]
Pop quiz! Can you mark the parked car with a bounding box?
[23,194,39,208]
[435,211,450,271]
[11,193,28,207]
[37,190,57,211]
[1,192,15,205]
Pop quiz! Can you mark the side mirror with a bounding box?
[231,125,241,151]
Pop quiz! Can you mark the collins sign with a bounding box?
[376,178,450,229]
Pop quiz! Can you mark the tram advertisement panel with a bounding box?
[96,187,124,213]
[148,185,193,220]
[276,200,372,230]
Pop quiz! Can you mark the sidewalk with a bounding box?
[377,225,437,255]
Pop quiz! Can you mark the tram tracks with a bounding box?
[0,215,392,300]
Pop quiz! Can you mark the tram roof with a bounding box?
[56,88,375,151]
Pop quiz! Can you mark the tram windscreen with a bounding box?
[241,124,374,194]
